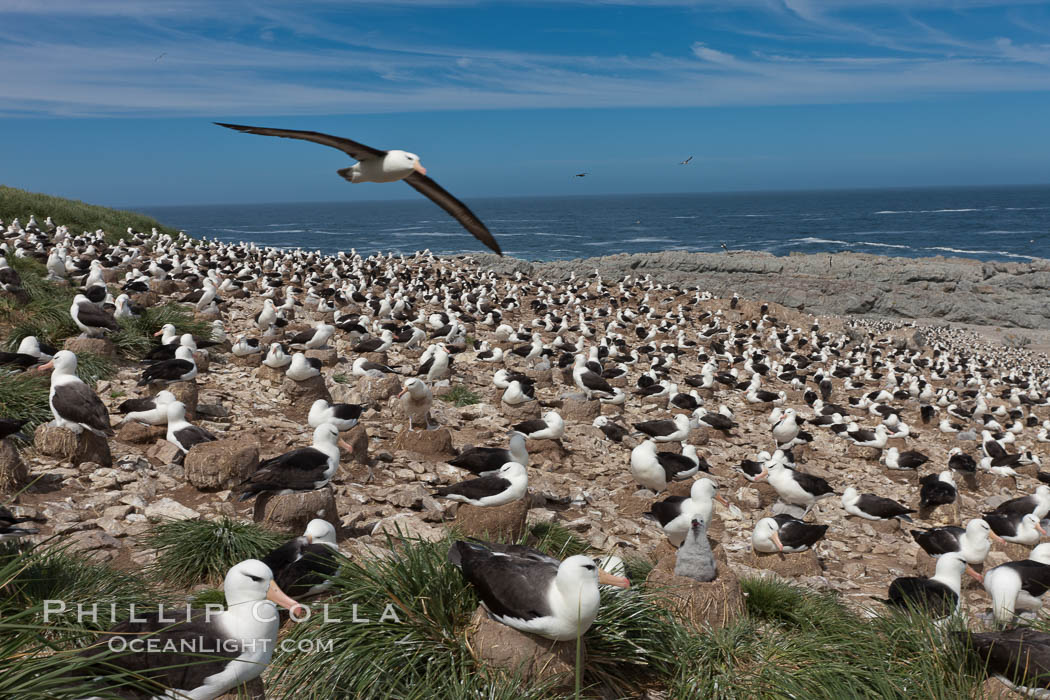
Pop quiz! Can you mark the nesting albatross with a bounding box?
[447,540,629,640]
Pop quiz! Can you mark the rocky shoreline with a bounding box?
[463,250,1050,331]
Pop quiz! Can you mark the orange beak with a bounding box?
[153,329,164,336]
[754,470,769,482]
[34,359,54,373]
[266,580,306,618]
[413,161,427,176]
[1039,524,1047,537]
[715,493,730,507]
[597,569,630,588]
[772,531,784,552]
[338,438,353,453]
[990,532,1006,544]
[397,388,407,398]
[965,565,983,584]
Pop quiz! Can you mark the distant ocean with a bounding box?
[139,185,1050,263]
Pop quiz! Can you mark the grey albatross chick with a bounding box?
[215,123,502,255]
[674,519,717,582]
[447,540,628,641]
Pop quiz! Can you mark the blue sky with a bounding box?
[1,0,1049,206]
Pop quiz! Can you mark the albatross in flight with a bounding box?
[215,123,502,255]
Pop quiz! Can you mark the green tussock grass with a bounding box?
[268,531,693,699]
[332,372,350,384]
[110,302,211,360]
[0,184,178,244]
[0,543,155,634]
[440,384,481,407]
[0,543,211,699]
[0,370,51,435]
[142,517,286,587]
[664,576,984,699]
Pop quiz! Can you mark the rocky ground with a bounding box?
[466,250,1050,331]
[6,249,1050,634]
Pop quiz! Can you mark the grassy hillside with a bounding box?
[0,185,178,243]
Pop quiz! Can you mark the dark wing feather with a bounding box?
[435,475,510,501]
[215,123,386,161]
[173,425,217,451]
[273,544,340,597]
[647,496,687,527]
[262,536,308,573]
[75,610,240,696]
[76,302,118,330]
[235,448,332,499]
[1006,561,1050,597]
[910,527,963,555]
[455,542,557,621]
[888,577,956,616]
[512,419,548,435]
[403,172,502,256]
[53,383,113,434]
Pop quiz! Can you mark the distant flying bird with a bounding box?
[215,123,502,256]
[154,52,166,62]
[574,172,589,178]
[679,156,693,165]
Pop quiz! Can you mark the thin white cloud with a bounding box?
[0,0,1048,117]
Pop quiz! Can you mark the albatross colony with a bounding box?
[2,208,1050,696]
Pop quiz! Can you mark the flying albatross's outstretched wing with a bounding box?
[214,123,386,161]
[214,122,502,256]
[403,172,501,256]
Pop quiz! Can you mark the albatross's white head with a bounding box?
[303,518,337,546]
[35,349,77,380]
[387,150,426,175]
[223,559,304,617]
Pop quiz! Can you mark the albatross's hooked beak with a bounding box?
[1039,523,1047,537]
[267,579,306,619]
[413,161,427,176]
[753,470,769,482]
[33,360,54,373]
[598,569,631,589]
[397,388,408,398]
[338,438,353,453]
[153,329,165,336]
[965,565,984,584]
[715,493,730,507]
[772,531,784,552]
[990,531,1006,544]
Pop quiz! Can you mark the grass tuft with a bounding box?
[142,517,286,587]
[0,185,178,244]
[440,384,481,407]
